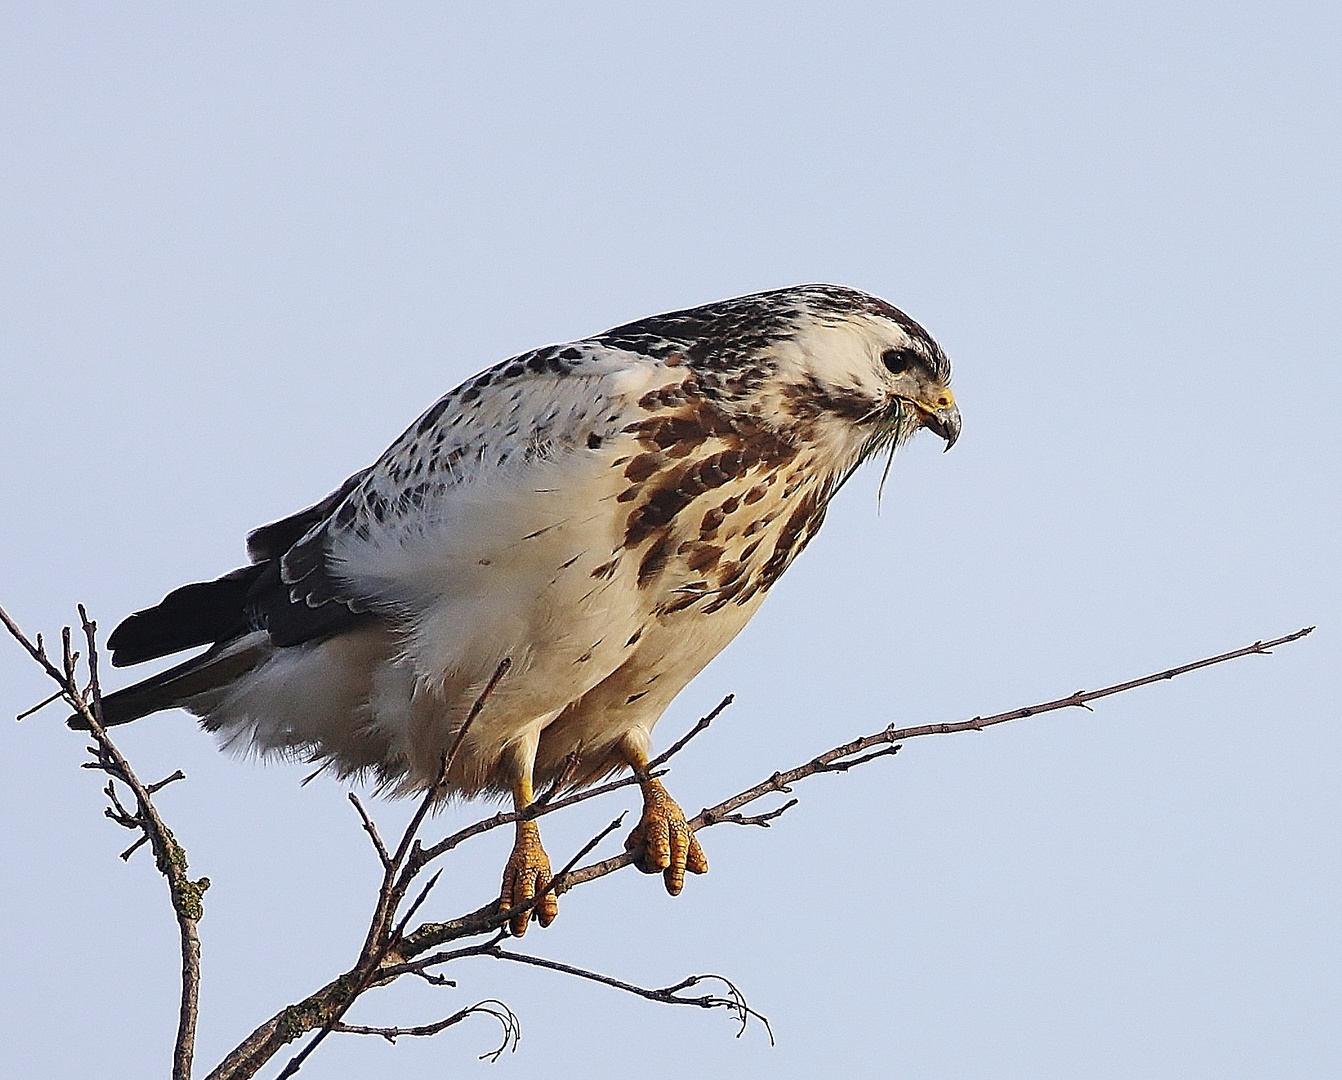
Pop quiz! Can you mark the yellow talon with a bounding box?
[500,818,557,936]
[624,775,708,896]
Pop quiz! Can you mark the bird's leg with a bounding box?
[620,739,708,896]
[499,764,558,937]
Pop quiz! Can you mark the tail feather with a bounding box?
[93,498,370,729]
[107,565,264,668]
[69,634,268,730]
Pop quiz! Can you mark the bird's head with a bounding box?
[764,285,960,467]
[596,283,959,470]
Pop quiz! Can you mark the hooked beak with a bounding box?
[921,401,961,450]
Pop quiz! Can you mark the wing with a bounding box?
[108,341,669,665]
[265,341,669,639]
[246,468,371,563]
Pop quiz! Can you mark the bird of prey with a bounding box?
[79,284,960,936]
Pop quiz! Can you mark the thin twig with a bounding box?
[482,949,773,1043]
[648,693,734,769]
[102,779,137,826]
[407,659,511,855]
[348,793,392,872]
[332,998,520,1060]
[120,834,151,861]
[810,745,901,774]
[412,773,643,866]
[0,603,64,680]
[532,749,583,810]
[708,799,800,828]
[378,934,507,985]
[393,871,443,942]
[148,770,187,795]
[15,688,64,721]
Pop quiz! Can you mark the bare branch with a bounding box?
[0,602,209,1080]
[694,627,1319,831]
[79,607,208,1080]
[396,627,1316,959]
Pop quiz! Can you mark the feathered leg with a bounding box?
[499,743,558,937]
[620,738,708,896]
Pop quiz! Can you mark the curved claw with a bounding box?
[500,819,558,937]
[624,778,708,896]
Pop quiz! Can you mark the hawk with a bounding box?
[78,284,960,935]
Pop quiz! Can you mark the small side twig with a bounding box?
[705,798,800,828]
[119,834,151,861]
[333,998,521,1061]
[147,770,187,795]
[811,744,902,773]
[348,793,392,872]
[647,693,734,770]
[15,688,64,721]
[532,748,584,810]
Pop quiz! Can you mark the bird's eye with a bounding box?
[881,347,918,376]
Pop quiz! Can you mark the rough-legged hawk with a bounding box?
[78,284,961,935]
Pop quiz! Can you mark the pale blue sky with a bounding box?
[2,4,1338,1078]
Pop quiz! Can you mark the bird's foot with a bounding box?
[500,819,558,937]
[624,777,708,895]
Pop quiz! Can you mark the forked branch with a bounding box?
[1,603,208,1080]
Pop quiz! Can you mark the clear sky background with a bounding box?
[1,4,1338,1078]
